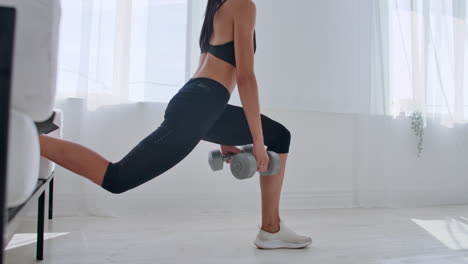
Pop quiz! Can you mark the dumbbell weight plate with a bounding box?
[260,151,281,176]
[208,150,224,171]
[241,144,254,154]
[230,153,257,180]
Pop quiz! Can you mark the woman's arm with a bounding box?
[233,1,262,144]
[232,0,269,172]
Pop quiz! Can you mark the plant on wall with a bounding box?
[410,111,425,157]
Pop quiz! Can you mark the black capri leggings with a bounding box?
[102,78,291,194]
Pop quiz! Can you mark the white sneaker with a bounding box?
[254,220,312,249]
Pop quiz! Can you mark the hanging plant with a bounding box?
[410,111,425,157]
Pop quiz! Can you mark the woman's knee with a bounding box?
[267,124,291,154]
[101,163,130,194]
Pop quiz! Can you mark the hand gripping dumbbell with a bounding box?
[208,145,281,180]
[240,145,281,177]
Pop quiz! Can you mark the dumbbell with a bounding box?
[224,145,282,177]
[208,146,257,179]
[208,145,253,171]
[208,145,281,180]
[238,145,281,176]
[240,144,254,153]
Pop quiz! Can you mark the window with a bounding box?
[57,0,190,107]
[129,0,189,102]
[386,0,468,123]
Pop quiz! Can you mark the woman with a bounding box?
[40,0,312,249]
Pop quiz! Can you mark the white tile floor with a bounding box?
[5,205,468,264]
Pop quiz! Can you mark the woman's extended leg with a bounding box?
[40,121,213,194]
[40,135,109,185]
[202,104,291,233]
[39,78,231,194]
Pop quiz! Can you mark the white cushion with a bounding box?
[6,110,40,208]
[39,109,63,179]
[0,0,61,122]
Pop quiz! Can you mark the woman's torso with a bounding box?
[192,1,250,94]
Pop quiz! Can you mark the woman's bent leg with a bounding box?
[202,104,291,232]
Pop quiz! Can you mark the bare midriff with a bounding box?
[193,53,237,95]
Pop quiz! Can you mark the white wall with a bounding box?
[192,0,372,112]
[46,0,468,217]
[253,0,372,114]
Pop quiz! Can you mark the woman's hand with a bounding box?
[220,145,241,164]
[253,143,269,173]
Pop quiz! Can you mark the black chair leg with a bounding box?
[37,191,45,261]
[48,177,54,220]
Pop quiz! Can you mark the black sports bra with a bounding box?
[202,32,257,67]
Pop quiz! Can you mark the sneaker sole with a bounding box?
[254,239,312,249]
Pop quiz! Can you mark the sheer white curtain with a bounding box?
[56,0,189,110]
[372,0,468,127]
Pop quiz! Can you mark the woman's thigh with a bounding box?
[101,79,231,193]
[102,121,203,193]
[202,104,291,153]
